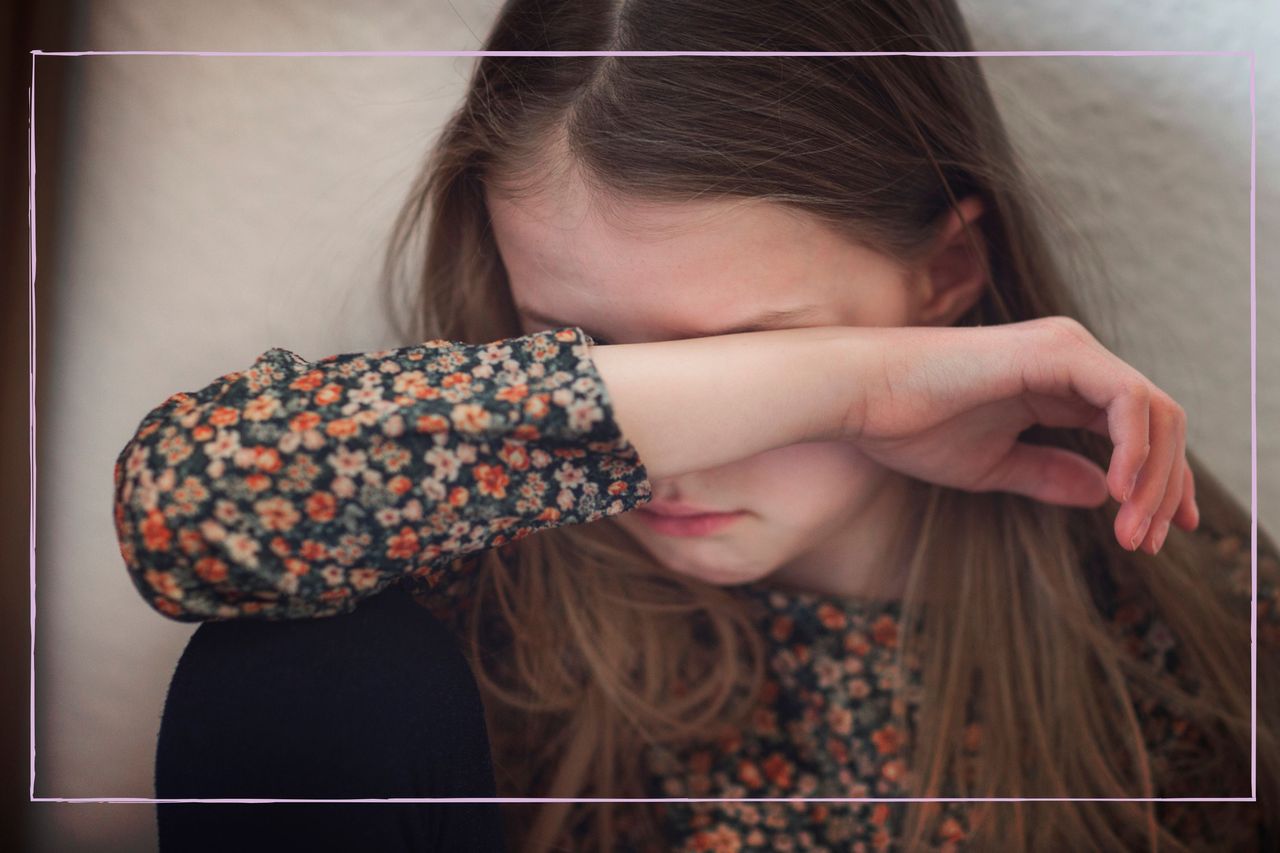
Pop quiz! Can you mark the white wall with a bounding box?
[30,1,1279,849]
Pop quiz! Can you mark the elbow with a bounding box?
[113,436,237,622]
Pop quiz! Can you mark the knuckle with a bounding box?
[1126,377,1152,405]
[1042,315,1092,346]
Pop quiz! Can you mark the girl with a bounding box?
[114,0,1280,850]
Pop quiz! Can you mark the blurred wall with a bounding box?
[27,1,1279,849]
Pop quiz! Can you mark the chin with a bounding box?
[677,565,771,587]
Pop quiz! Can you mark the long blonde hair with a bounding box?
[376,1,1280,848]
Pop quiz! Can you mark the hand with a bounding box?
[840,316,1196,555]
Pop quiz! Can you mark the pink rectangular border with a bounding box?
[27,48,1259,806]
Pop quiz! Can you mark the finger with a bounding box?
[1070,403,1199,542]
[978,442,1110,508]
[1172,464,1199,531]
[1124,400,1180,552]
[1143,427,1186,554]
[1020,345,1153,509]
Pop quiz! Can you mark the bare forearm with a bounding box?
[587,326,855,481]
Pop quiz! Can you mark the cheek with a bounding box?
[738,442,884,516]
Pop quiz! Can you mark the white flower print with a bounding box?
[348,385,382,406]
[213,499,240,524]
[327,446,368,477]
[205,429,241,460]
[331,475,357,499]
[424,447,460,482]
[554,464,586,489]
[567,399,604,432]
[374,507,402,527]
[224,532,260,567]
[420,478,446,502]
[382,414,405,438]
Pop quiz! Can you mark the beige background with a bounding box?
[30,0,1279,849]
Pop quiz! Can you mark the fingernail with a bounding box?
[1152,519,1170,552]
[1191,496,1201,527]
[1130,514,1152,550]
[1123,471,1140,503]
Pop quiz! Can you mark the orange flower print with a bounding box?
[689,824,742,853]
[499,442,531,471]
[326,418,358,439]
[845,631,871,656]
[880,758,905,783]
[178,528,205,556]
[871,614,898,648]
[145,569,182,599]
[349,568,381,590]
[208,406,240,427]
[737,760,764,789]
[288,369,324,391]
[415,413,449,434]
[300,539,328,560]
[244,473,272,492]
[451,402,492,433]
[387,474,412,496]
[254,496,301,532]
[523,393,550,420]
[244,394,282,421]
[817,602,847,630]
[496,383,528,403]
[290,411,321,432]
[313,383,344,406]
[141,509,172,552]
[770,615,794,643]
[448,486,470,507]
[305,491,337,523]
[251,447,282,473]
[474,464,510,499]
[386,526,420,561]
[872,724,903,756]
[441,371,471,388]
[937,816,966,841]
[762,753,792,788]
[191,424,214,442]
[153,597,183,618]
[194,557,228,583]
[870,803,891,826]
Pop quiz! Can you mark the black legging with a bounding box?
[155,585,508,852]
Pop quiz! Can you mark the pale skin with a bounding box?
[484,172,1196,600]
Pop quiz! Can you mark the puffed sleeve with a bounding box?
[112,326,652,621]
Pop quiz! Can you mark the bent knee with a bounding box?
[156,586,496,799]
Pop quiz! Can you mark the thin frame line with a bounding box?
[30,46,1259,804]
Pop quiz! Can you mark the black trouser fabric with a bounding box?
[155,585,508,852]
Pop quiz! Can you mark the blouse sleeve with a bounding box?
[112,326,652,622]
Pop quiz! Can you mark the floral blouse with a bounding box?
[113,325,1278,851]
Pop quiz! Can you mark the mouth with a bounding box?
[634,506,749,537]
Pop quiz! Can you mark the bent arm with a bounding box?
[113,327,649,621]
[114,324,857,622]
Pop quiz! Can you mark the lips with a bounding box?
[641,500,737,517]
